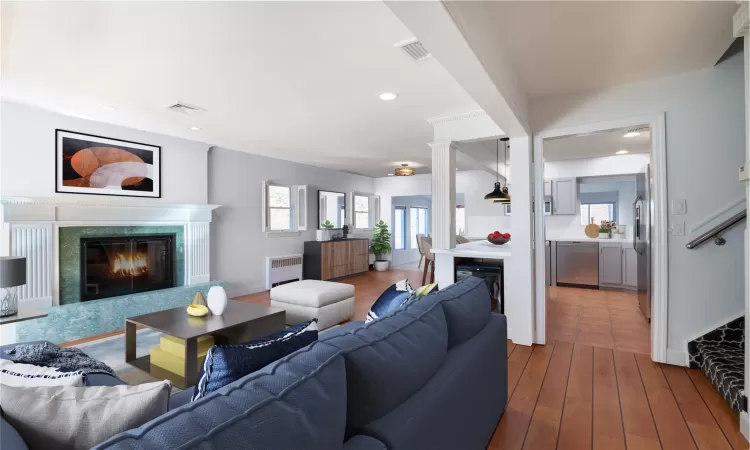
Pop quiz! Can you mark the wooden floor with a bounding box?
[63,265,747,449]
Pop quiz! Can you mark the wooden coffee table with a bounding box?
[125,300,285,389]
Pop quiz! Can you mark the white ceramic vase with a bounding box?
[207,286,228,315]
[373,260,390,272]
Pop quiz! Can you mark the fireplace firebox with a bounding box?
[80,234,176,301]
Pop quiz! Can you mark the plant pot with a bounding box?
[598,233,610,239]
[373,260,390,272]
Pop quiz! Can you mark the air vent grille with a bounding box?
[166,102,205,115]
[626,126,650,133]
[399,40,431,61]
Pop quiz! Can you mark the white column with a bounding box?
[428,141,457,250]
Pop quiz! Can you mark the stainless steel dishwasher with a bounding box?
[556,241,599,288]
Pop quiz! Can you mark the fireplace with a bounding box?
[80,234,176,301]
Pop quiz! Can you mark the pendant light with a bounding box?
[485,137,510,203]
[394,163,416,176]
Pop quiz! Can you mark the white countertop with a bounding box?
[431,240,511,258]
[549,236,630,243]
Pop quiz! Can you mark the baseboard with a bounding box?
[226,284,267,299]
[741,411,749,442]
[666,348,688,367]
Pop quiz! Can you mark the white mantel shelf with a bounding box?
[1,197,220,223]
[431,241,512,259]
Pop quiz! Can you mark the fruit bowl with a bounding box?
[186,304,209,317]
[487,236,510,245]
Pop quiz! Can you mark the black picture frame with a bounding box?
[55,129,162,199]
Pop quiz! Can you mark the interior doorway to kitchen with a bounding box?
[533,115,667,362]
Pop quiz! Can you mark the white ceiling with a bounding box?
[1,1,481,178]
[445,1,737,98]
[543,127,651,162]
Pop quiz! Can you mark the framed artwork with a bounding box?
[55,129,161,198]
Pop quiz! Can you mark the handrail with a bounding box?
[686,209,746,249]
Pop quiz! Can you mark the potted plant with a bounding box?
[598,226,611,239]
[370,220,392,271]
[320,220,334,230]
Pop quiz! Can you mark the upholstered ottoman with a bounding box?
[270,280,355,330]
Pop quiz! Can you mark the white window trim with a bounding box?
[350,192,379,231]
[262,181,306,237]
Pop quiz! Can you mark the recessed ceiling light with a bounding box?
[623,131,640,138]
[190,126,201,131]
[102,106,115,111]
[379,92,398,101]
[615,150,629,155]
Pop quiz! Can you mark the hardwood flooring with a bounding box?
[62,266,747,449]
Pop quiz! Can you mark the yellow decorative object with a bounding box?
[191,291,207,307]
[150,335,214,377]
[186,304,209,317]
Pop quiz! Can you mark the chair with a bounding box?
[416,233,426,268]
[421,236,435,285]
[456,235,470,245]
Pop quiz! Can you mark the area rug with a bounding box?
[73,329,183,390]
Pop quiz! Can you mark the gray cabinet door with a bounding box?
[552,178,577,215]
[599,243,623,285]
[544,180,552,197]
[622,247,638,288]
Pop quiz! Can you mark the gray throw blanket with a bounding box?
[5,342,115,376]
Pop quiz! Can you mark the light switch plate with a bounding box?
[670,199,687,215]
[670,221,685,236]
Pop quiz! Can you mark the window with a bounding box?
[268,184,292,231]
[394,207,406,250]
[354,195,369,229]
[456,205,466,236]
[410,207,428,249]
[580,203,615,226]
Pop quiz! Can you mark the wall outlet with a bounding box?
[670,199,687,215]
[670,220,685,236]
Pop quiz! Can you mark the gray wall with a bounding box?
[208,146,374,297]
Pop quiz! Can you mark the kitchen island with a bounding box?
[431,241,511,309]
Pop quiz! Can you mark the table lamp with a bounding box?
[1,256,27,317]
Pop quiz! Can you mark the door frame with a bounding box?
[532,113,669,364]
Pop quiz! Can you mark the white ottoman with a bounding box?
[270,280,355,330]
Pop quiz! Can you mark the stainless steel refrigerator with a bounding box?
[634,164,652,321]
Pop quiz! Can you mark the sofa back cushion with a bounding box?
[429,276,491,349]
[322,297,448,431]
[93,341,348,450]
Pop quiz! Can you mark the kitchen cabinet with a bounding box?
[622,247,638,288]
[544,180,552,197]
[599,242,623,286]
[552,178,577,215]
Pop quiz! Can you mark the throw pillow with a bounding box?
[0,381,171,450]
[0,359,84,387]
[365,279,414,323]
[192,319,318,401]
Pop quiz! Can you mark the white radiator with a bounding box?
[265,254,303,290]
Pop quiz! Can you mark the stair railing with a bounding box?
[686,209,747,249]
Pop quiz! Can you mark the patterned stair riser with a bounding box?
[687,316,745,414]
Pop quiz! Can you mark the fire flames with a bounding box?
[111,251,149,277]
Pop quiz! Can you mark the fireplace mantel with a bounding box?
[1,197,219,308]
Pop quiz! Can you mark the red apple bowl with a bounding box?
[487,232,510,245]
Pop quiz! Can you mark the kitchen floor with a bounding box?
[547,286,651,355]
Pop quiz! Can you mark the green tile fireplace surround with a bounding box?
[58,226,186,305]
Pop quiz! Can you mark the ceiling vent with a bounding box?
[626,126,650,134]
[397,40,431,61]
[166,102,205,115]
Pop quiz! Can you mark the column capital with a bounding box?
[427,141,459,152]
[734,3,749,37]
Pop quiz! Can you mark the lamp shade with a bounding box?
[484,182,510,202]
[1,257,26,288]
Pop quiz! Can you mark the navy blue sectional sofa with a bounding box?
[3,276,508,450]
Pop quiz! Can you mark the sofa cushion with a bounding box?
[366,279,413,323]
[322,297,448,431]
[94,340,348,450]
[428,276,491,349]
[363,313,508,450]
[0,359,84,387]
[193,319,318,400]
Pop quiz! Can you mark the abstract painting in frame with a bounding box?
[56,129,161,198]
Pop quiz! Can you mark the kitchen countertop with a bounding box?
[431,240,511,258]
[549,236,630,243]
